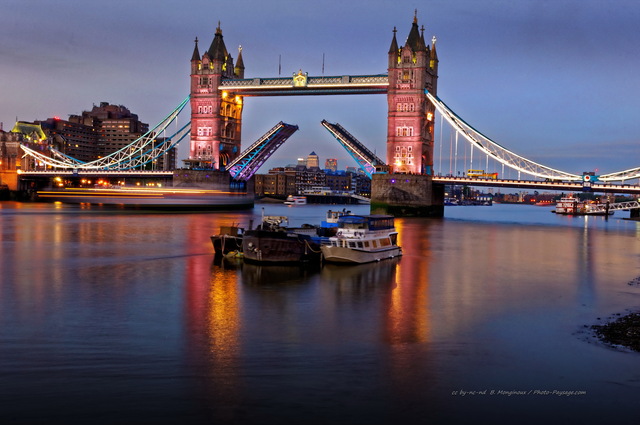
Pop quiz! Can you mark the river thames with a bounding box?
[1,201,639,424]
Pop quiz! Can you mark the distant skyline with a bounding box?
[2,0,639,175]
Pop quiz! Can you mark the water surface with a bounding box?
[1,201,639,424]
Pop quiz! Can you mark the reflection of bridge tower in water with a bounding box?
[187,23,244,170]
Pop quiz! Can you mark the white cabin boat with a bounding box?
[284,195,307,205]
[321,215,402,264]
[554,197,583,215]
[553,197,613,215]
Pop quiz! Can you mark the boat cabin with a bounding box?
[336,215,395,231]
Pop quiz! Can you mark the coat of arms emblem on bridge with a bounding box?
[292,69,308,87]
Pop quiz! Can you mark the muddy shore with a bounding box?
[592,312,640,352]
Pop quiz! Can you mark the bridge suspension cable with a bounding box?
[595,167,640,183]
[427,90,582,182]
[20,96,191,170]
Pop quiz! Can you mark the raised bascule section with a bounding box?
[226,122,298,181]
[321,120,386,178]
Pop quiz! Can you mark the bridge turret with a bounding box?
[235,46,245,79]
[388,27,399,69]
[385,11,438,175]
[187,23,244,171]
[191,37,201,64]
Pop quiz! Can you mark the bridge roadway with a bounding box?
[219,74,389,96]
[19,170,173,178]
[433,176,640,195]
[19,172,640,194]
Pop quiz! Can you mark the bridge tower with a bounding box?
[371,13,444,217]
[386,12,438,174]
[187,23,245,170]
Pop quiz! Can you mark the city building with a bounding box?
[19,102,173,169]
[37,117,98,163]
[255,167,296,196]
[77,102,149,160]
[306,151,319,169]
[324,158,338,172]
[0,127,23,171]
[254,164,371,198]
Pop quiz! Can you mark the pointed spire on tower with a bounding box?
[235,45,245,77]
[236,45,245,69]
[208,21,228,61]
[191,37,201,61]
[430,35,439,66]
[405,12,423,51]
[388,26,398,54]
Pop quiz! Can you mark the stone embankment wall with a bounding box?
[371,173,444,217]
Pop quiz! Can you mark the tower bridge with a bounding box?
[11,12,640,215]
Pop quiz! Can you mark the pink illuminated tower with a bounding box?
[386,12,438,175]
[187,23,245,170]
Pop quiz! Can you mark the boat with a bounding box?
[320,214,402,264]
[284,195,307,205]
[36,186,254,210]
[553,197,583,215]
[553,196,613,216]
[316,208,351,237]
[242,215,322,264]
[210,224,244,256]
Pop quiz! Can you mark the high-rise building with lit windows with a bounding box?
[306,151,319,169]
[324,158,337,172]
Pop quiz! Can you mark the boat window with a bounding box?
[380,238,390,247]
[371,240,377,248]
[357,242,363,248]
[363,241,370,248]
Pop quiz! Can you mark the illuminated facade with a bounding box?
[306,151,319,169]
[324,158,338,172]
[188,23,244,170]
[386,13,438,174]
[36,103,150,163]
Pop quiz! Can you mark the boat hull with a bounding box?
[242,230,321,264]
[210,235,243,255]
[321,245,402,264]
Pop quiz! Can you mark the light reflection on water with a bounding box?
[0,202,639,424]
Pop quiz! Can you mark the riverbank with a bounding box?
[592,311,640,352]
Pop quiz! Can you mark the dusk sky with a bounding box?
[2,0,639,175]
